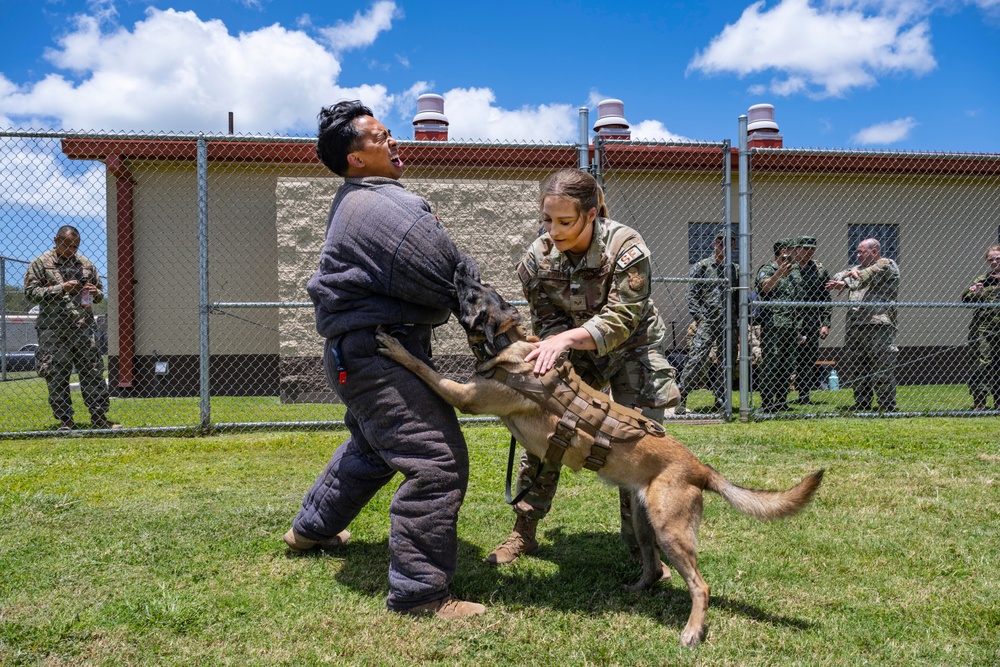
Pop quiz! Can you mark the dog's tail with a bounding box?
[706,468,824,520]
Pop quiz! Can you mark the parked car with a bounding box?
[3,344,38,373]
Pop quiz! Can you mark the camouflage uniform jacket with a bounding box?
[517,217,667,375]
[798,259,832,330]
[832,258,899,328]
[23,249,103,330]
[962,272,1000,334]
[685,256,738,326]
[754,260,803,328]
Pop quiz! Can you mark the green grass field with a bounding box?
[1,418,998,665]
[1,371,993,435]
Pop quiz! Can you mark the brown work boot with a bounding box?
[91,416,121,430]
[283,527,351,552]
[397,594,486,619]
[486,516,538,566]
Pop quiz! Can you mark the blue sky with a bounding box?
[2,0,999,150]
[1,0,999,280]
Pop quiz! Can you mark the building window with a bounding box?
[847,224,898,265]
[688,222,740,264]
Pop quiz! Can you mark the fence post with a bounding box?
[1,258,7,381]
[578,106,590,172]
[722,140,733,420]
[737,116,751,422]
[197,135,211,431]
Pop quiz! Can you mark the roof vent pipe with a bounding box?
[413,93,449,141]
[746,103,783,148]
[593,98,630,140]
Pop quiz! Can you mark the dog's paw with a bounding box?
[374,332,404,359]
[679,625,705,648]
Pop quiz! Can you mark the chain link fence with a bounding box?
[747,147,1000,418]
[1,126,997,436]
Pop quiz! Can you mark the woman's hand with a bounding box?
[523,328,596,375]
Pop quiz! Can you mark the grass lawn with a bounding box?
[1,372,993,434]
[1,418,998,665]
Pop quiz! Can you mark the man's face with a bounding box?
[713,238,725,262]
[348,115,403,179]
[54,234,80,260]
[857,242,879,267]
[987,250,1000,273]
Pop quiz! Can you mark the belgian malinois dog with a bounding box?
[375,261,823,646]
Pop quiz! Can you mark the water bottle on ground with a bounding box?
[828,369,839,391]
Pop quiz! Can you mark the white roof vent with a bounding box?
[747,103,779,133]
[593,98,630,137]
[413,93,449,125]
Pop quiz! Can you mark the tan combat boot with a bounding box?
[485,516,538,566]
[398,594,486,619]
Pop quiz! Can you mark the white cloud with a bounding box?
[318,1,401,53]
[0,7,395,133]
[0,145,106,218]
[630,120,695,142]
[442,88,577,142]
[688,0,936,98]
[851,116,918,144]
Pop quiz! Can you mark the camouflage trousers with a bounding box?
[678,320,733,406]
[968,330,1000,405]
[510,346,678,556]
[756,325,798,409]
[795,331,823,397]
[35,327,110,423]
[844,324,898,410]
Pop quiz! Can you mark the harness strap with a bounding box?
[544,412,578,464]
[505,435,543,505]
[584,430,613,471]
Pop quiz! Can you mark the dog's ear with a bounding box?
[453,257,520,345]
[454,258,485,335]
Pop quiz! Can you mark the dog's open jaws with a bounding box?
[375,275,822,647]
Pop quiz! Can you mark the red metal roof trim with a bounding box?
[61,138,1000,176]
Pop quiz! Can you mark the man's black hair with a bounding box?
[316,100,373,176]
[56,225,80,239]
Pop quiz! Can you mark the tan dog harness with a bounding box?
[485,358,666,471]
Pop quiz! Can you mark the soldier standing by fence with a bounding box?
[755,237,802,412]
[23,226,117,431]
[676,229,738,414]
[792,236,832,405]
[962,244,1000,410]
[826,238,900,412]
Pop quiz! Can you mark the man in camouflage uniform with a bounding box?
[826,238,900,412]
[490,213,679,567]
[754,237,802,412]
[792,236,832,405]
[961,244,1000,410]
[24,226,117,430]
[676,229,738,414]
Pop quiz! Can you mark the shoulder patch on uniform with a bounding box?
[616,245,646,271]
[627,269,645,291]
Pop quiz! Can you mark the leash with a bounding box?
[504,435,543,505]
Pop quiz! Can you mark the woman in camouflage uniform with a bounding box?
[962,244,1000,410]
[487,169,679,568]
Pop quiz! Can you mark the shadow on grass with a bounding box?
[289,529,814,635]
